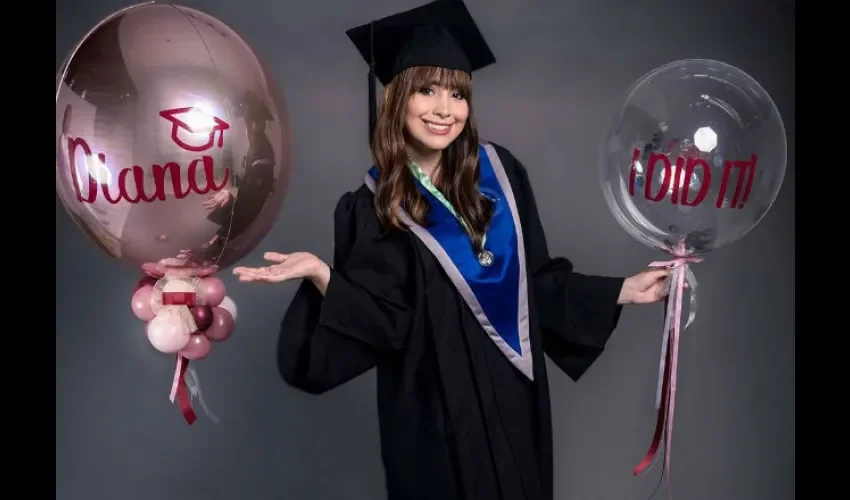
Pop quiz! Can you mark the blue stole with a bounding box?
[363,143,533,380]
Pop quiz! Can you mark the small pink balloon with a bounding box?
[197,277,226,307]
[204,307,235,342]
[146,312,191,353]
[131,285,156,321]
[179,333,212,360]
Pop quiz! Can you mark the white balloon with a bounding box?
[218,295,237,321]
[146,309,191,353]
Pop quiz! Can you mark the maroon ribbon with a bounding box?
[633,296,677,500]
[173,356,197,425]
[633,297,673,476]
[162,291,197,306]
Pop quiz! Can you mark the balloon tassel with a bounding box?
[185,365,220,424]
[633,240,701,500]
[169,355,197,425]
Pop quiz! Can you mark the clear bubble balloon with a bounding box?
[55,2,291,272]
[599,59,787,255]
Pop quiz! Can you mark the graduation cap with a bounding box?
[346,0,496,143]
[159,107,230,152]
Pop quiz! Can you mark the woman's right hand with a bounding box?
[232,252,331,294]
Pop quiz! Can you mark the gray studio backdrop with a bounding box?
[55,0,795,499]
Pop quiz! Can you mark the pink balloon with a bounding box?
[55,3,292,273]
[131,285,156,321]
[179,333,212,360]
[197,277,226,307]
[146,311,191,353]
[204,307,234,342]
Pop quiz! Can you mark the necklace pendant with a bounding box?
[478,250,494,267]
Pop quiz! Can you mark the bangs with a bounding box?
[405,66,472,96]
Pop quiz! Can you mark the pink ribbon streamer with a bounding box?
[633,244,702,499]
[159,288,198,426]
[169,355,184,403]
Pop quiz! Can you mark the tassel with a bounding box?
[368,20,377,146]
[368,66,376,145]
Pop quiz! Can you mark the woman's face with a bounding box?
[404,84,468,153]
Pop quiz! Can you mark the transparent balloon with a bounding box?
[55,2,292,272]
[599,59,787,255]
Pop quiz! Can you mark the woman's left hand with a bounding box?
[617,268,672,305]
[202,189,232,210]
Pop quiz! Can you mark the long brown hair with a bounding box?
[371,65,493,253]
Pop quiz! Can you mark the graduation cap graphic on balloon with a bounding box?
[159,107,231,153]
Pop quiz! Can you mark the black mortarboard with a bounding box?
[346,0,496,143]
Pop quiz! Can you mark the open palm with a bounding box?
[232,252,320,284]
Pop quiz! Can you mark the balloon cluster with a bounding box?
[131,266,236,360]
[55,2,291,426]
[128,254,239,425]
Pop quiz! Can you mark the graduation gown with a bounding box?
[278,142,625,500]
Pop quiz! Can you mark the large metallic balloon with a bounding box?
[56,1,291,271]
[599,59,786,255]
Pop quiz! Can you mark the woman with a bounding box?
[233,1,669,499]
[202,90,277,259]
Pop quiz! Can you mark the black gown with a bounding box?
[205,128,276,250]
[278,141,625,500]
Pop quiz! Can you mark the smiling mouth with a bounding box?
[423,120,453,133]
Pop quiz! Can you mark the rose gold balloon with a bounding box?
[55,2,291,271]
[179,333,212,360]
